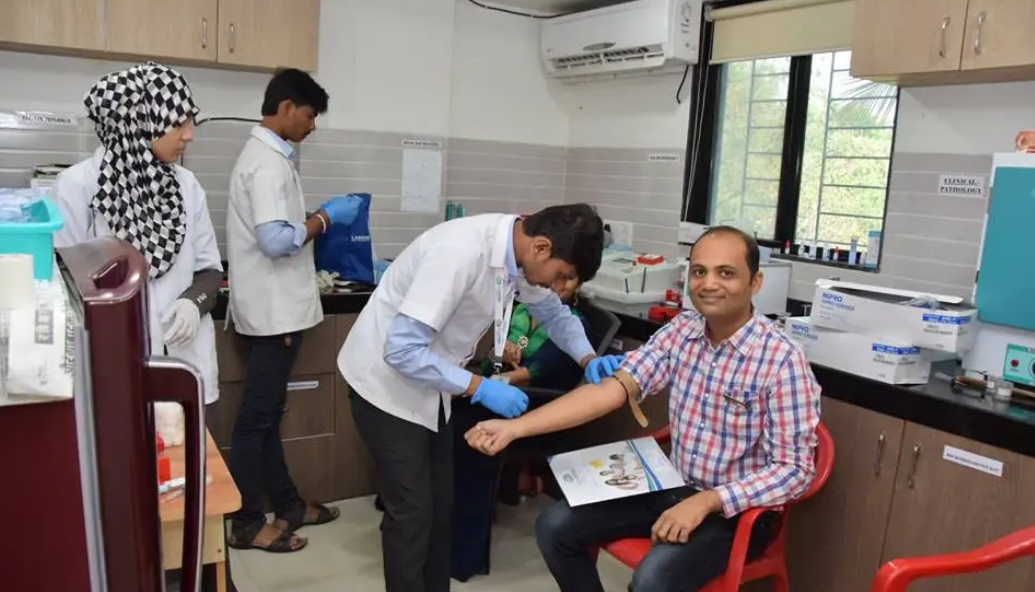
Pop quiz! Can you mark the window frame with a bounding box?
[681,14,900,270]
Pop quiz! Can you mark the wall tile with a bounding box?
[782,152,991,301]
[563,147,685,258]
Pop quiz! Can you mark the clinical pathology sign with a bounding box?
[938,174,986,198]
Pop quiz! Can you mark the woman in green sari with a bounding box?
[477,279,586,389]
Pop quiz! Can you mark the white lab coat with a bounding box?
[226,127,322,336]
[339,213,559,431]
[52,148,223,404]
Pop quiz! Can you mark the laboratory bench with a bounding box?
[210,291,1035,591]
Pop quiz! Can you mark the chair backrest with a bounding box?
[797,422,834,503]
[576,298,621,357]
[522,299,621,399]
[870,525,1035,592]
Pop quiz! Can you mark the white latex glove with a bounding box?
[161,299,201,347]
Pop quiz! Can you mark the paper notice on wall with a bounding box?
[401,148,443,213]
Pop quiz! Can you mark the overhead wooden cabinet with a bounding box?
[959,0,1035,71]
[217,0,320,72]
[0,0,104,51]
[850,0,970,78]
[787,398,906,592]
[0,0,319,72]
[851,0,1035,84]
[105,0,219,62]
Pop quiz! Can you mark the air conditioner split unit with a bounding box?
[541,0,703,81]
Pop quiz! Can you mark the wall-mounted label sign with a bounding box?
[938,174,985,199]
[287,380,320,392]
[942,445,1003,477]
[648,153,680,163]
[0,111,80,130]
[402,138,443,149]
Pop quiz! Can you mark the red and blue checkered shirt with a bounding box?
[621,311,821,517]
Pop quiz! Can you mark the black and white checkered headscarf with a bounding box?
[84,62,200,279]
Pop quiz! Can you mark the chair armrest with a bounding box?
[870,526,1035,592]
[717,507,778,590]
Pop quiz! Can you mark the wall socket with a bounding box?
[604,219,634,248]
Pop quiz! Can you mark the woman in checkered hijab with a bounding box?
[84,61,201,278]
[52,62,224,409]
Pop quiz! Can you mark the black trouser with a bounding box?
[229,332,304,530]
[450,396,569,581]
[536,487,779,592]
[450,400,502,582]
[351,391,453,592]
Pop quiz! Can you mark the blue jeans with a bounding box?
[535,487,778,592]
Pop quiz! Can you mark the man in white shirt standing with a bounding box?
[339,204,622,592]
[226,69,361,553]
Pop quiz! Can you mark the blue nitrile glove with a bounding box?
[471,378,529,419]
[585,354,624,384]
[320,194,362,226]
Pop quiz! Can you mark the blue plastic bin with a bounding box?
[0,196,65,280]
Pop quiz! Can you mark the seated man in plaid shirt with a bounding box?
[465,225,821,592]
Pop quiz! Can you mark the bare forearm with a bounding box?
[504,368,532,387]
[303,210,330,244]
[512,379,626,439]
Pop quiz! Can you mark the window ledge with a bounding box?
[771,253,880,273]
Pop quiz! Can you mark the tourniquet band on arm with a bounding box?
[611,370,648,428]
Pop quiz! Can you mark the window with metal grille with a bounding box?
[684,48,899,269]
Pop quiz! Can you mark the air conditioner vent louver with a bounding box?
[551,45,665,71]
[540,0,701,81]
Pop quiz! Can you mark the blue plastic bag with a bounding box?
[315,193,375,284]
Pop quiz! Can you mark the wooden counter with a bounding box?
[160,430,240,592]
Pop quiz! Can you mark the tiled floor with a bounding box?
[228,495,634,592]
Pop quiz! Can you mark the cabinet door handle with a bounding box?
[907,443,922,489]
[201,18,208,49]
[873,433,886,476]
[939,16,950,58]
[229,23,236,54]
[974,12,986,56]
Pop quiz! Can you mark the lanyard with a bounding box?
[492,268,516,374]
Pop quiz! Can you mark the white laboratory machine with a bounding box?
[581,250,793,317]
[580,251,683,314]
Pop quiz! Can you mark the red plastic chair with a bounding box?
[595,422,834,592]
[869,526,1035,592]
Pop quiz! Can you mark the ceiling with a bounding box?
[477,0,630,15]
